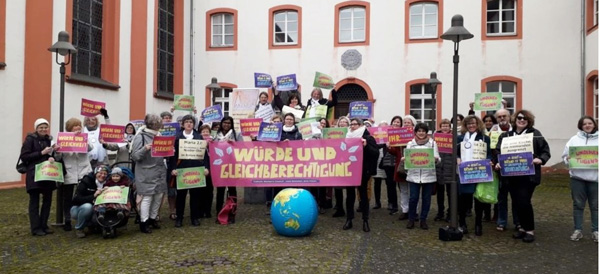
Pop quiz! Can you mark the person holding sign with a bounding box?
[255,91,278,122]
[331,116,351,218]
[20,118,58,236]
[388,115,416,219]
[54,118,93,231]
[492,108,517,232]
[401,123,440,230]
[434,119,454,222]
[71,165,109,238]
[214,116,242,220]
[457,115,492,236]
[562,116,598,242]
[495,110,551,243]
[95,167,131,224]
[131,114,168,233]
[169,115,210,228]
[83,108,110,169]
[102,123,136,168]
[304,88,338,119]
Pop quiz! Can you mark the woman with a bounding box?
[482,114,498,133]
[20,118,57,236]
[389,115,416,219]
[170,115,210,227]
[562,116,597,242]
[342,118,379,232]
[333,116,351,218]
[83,110,110,169]
[54,118,93,231]
[402,123,440,230]
[304,88,338,119]
[70,165,109,238]
[281,113,302,141]
[102,122,136,168]
[255,91,278,122]
[198,124,215,218]
[382,116,402,214]
[457,115,492,236]
[372,121,389,210]
[215,116,243,220]
[273,91,305,111]
[131,114,168,233]
[434,119,453,222]
[495,110,550,243]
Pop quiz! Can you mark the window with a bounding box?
[157,0,174,95]
[274,11,298,45]
[594,77,598,121]
[409,3,438,39]
[334,83,369,119]
[485,81,516,114]
[206,8,237,51]
[334,1,370,47]
[212,87,232,118]
[72,0,103,78]
[482,0,522,40]
[587,0,599,33]
[587,72,599,120]
[596,0,599,26]
[409,84,435,130]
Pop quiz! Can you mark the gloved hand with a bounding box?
[99,108,109,119]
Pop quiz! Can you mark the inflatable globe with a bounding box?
[270,188,318,237]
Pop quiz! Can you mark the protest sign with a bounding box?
[313,71,334,89]
[178,139,207,160]
[159,122,180,137]
[404,148,435,169]
[367,126,389,144]
[230,88,259,132]
[81,98,105,117]
[129,120,145,131]
[281,106,305,123]
[388,127,413,147]
[461,140,488,160]
[34,161,64,182]
[254,73,272,88]
[489,131,502,149]
[458,159,493,184]
[276,74,298,91]
[240,118,262,137]
[56,132,88,153]
[94,186,130,205]
[568,146,598,169]
[498,152,535,176]
[255,105,275,122]
[348,101,373,120]
[209,138,364,187]
[473,92,503,111]
[298,118,320,139]
[173,95,195,111]
[151,136,175,157]
[305,105,328,119]
[433,133,453,154]
[201,105,223,123]
[100,124,125,143]
[500,133,534,154]
[257,122,283,142]
[176,167,206,189]
[322,128,348,139]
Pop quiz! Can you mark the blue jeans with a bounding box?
[571,177,598,232]
[70,203,93,230]
[408,182,433,221]
[496,179,519,227]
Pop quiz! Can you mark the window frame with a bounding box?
[269,5,302,49]
[334,1,370,47]
[481,0,522,40]
[154,0,183,100]
[484,81,516,115]
[205,8,238,51]
[205,83,238,116]
[586,71,599,120]
[480,76,523,117]
[405,0,443,44]
[587,0,599,34]
[405,79,443,130]
[156,0,175,96]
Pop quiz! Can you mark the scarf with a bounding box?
[415,136,430,146]
[95,179,105,190]
[183,130,194,139]
[216,129,235,141]
[346,126,366,139]
[283,125,296,132]
[461,131,479,161]
[144,128,159,136]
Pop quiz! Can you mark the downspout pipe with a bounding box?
[581,0,586,116]
[189,0,195,96]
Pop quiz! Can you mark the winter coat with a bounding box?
[54,145,93,185]
[130,130,167,195]
[72,173,101,206]
[280,126,303,141]
[374,146,387,178]
[435,131,455,185]
[169,130,210,170]
[361,130,380,177]
[304,91,338,118]
[405,138,439,184]
[496,127,551,185]
[83,118,110,164]
[389,145,406,182]
[457,132,491,194]
[562,130,598,182]
[20,133,57,193]
[104,141,132,167]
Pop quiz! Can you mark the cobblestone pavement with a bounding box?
[0,174,597,273]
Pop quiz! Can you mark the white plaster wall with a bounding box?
[0,1,26,182]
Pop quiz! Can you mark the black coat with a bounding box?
[19,133,57,193]
[72,173,98,206]
[169,130,210,170]
[495,127,551,185]
[304,90,338,118]
[280,126,302,141]
[361,130,380,176]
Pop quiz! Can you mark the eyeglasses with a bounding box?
[222,121,232,124]
[350,123,359,126]
[516,116,527,121]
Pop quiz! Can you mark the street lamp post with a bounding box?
[427,72,441,131]
[48,31,77,226]
[439,15,473,241]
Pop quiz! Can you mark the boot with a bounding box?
[140,221,152,233]
[175,219,183,228]
[332,209,345,218]
[362,220,370,232]
[475,225,483,236]
[406,220,415,229]
[149,218,161,229]
[63,221,72,231]
[343,219,353,230]
[420,220,429,230]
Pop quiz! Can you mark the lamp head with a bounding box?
[427,72,442,91]
[440,15,474,43]
[48,31,77,56]
[206,77,221,90]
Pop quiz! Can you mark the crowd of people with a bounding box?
[18,86,597,243]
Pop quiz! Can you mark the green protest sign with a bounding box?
[569,146,598,169]
[174,95,195,111]
[176,167,206,189]
[34,161,64,182]
[313,72,334,89]
[322,128,348,139]
[94,186,129,205]
[404,148,435,169]
[474,92,502,111]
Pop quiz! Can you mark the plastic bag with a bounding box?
[474,172,499,204]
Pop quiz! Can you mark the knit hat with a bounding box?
[34,118,49,130]
[110,167,123,176]
[403,115,417,127]
[160,111,172,119]
[94,165,109,175]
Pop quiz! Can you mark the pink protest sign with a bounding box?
[56,132,88,153]
[367,126,389,144]
[433,133,453,154]
[151,136,175,157]
[81,98,106,117]
[209,139,364,187]
[388,127,414,146]
[100,124,125,143]
[240,118,262,137]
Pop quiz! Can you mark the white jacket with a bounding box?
[405,138,440,184]
[562,130,598,182]
[55,146,93,185]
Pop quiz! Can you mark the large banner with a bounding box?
[209,139,364,187]
[230,88,259,132]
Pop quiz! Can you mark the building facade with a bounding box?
[0,0,597,186]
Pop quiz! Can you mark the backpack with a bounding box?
[217,196,237,225]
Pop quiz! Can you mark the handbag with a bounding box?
[16,156,27,174]
[379,150,396,169]
[217,196,237,225]
[474,172,499,204]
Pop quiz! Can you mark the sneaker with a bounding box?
[570,230,583,241]
[522,233,535,243]
[593,231,598,243]
[75,229,86,238]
